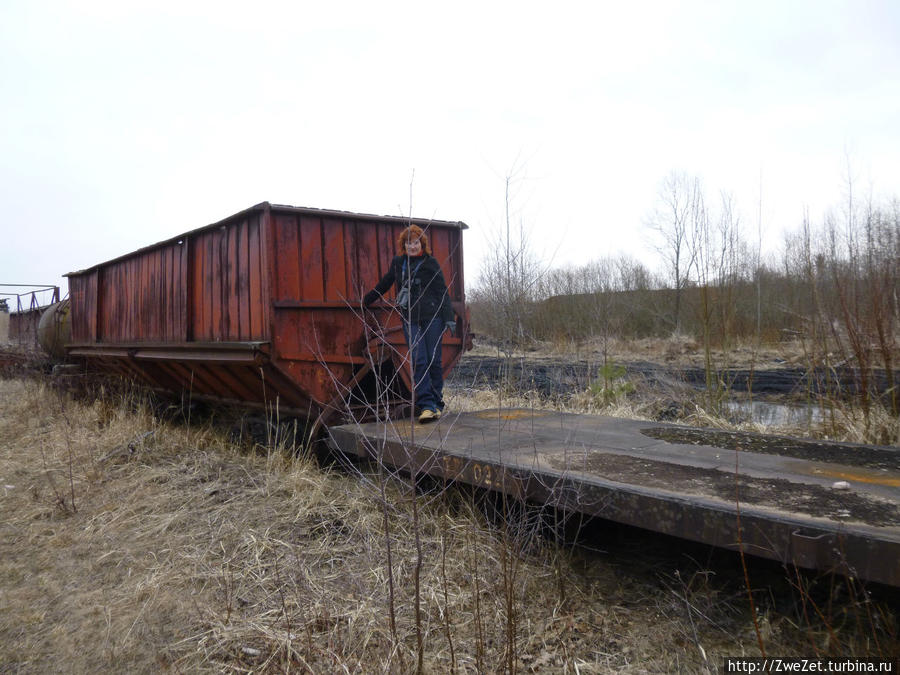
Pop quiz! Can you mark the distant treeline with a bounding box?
[506,278,800,344]
[471,257,895,347]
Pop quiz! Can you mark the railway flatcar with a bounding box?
[64,202,472,426]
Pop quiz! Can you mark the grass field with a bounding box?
[1,375,897,673]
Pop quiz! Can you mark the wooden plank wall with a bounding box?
[269,210,464,367]
[66,208,461,350]
[96,242,188,342]
[190,213,266,341]
[68,211,267,344]
[270,212,463,306]
[69,271,98,343]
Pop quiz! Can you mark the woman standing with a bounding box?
[363,225,455,423]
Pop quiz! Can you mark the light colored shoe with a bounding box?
[418,408,436,423]
[433,409,442,420]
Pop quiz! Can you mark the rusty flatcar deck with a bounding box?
[327,409,900,587]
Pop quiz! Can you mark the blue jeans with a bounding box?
[403,317,444,412]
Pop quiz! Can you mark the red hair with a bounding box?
[396,225,431,255]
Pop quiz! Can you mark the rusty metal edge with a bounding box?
[68,341,268,358]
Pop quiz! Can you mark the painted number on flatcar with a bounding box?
[440,456,520,496]
[442,456,464,478]
[471,462,495,487]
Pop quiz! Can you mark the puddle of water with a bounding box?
[724,400,824,427]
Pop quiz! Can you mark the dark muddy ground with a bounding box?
[448,352,890,401]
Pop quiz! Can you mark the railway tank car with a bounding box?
[63,202,472,426]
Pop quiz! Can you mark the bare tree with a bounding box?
[693,189,747,409]
[644,170,703,333]
[471,166,547,356]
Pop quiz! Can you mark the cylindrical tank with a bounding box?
[38,299,71,359]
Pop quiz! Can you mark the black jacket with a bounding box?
[364,254,454,326]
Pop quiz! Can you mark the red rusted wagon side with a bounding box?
[65,202,470,425]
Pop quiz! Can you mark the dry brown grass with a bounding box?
[1,377,896,673]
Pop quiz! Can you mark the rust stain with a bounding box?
[817,468,900,488]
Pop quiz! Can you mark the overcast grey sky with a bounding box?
[2,0,898,298]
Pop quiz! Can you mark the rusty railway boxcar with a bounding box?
[66,202,470,425]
